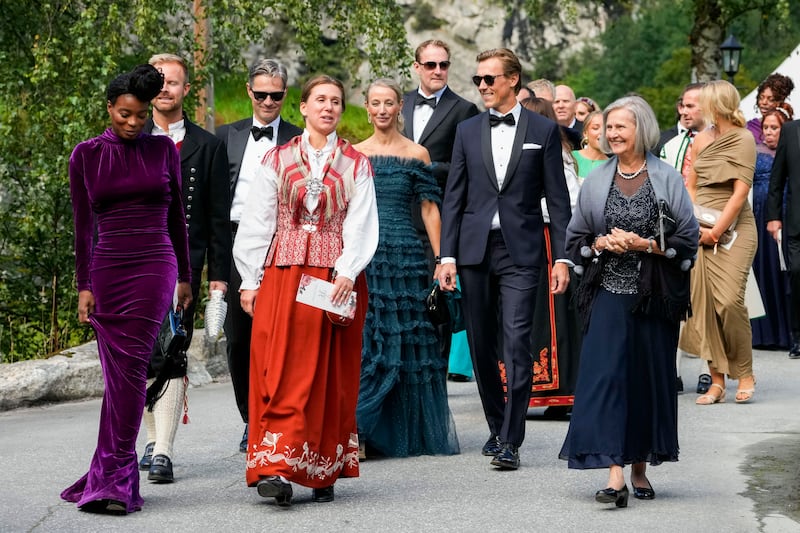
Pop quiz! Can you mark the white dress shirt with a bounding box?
[233,130,379,290]
[229,116,282,223]
[151,118,186,145]
[412,86,446,143]
[489,103,522,229]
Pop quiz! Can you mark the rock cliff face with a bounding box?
[251,0,613,104]
[385,0,612,102]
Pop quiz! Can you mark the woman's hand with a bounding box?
[331,275,354,307]
[177,281,193,311]
[433,263,443,283]
[698,227,719,247]
[77,290,95,324]
[240,289,258,317]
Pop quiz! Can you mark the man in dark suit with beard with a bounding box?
[767,118,800,359]
[139,53,232,483]
[438,48,571,470]
[401,40,479,378]
[216,58,303,452]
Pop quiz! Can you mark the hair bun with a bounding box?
[130,64,164,102]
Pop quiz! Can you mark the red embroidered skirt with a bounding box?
[245,264,366,488]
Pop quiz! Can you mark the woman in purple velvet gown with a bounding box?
[61,64,192,515]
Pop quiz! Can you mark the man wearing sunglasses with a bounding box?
[438,48,571,471]
[401,40,479,379]
[216,58,302,453]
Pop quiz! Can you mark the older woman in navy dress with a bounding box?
[751,103,793,348]
[560,96,697,507]
[62,64,192,515]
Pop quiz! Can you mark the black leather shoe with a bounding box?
[138,442,154,471]
[239,425,248,453]
[311,485,335,503]
[148,454,174,483]
[633,484,655,500]
[79,498,128,515]
[490,443,520,470]
[257,476,293,507]
[481,435,502,456]
[447,373,470,382]
[595,485,629,508]
[789,342,800,359]
[696,373,712,394]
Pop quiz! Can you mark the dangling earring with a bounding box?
[367,115,372,124]
[397,113,404,131]
[581,136,588,149]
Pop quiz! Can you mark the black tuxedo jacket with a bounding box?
[767,120,800,236]
[441,108,571,267]
[144,116,232,281]
[215,117,303,197]
[402,87,479,188]
[563,120,583,151]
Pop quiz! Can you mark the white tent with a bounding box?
[741,43,800,122]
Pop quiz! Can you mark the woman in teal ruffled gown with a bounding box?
[354,79,459,457]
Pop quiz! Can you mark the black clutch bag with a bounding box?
[425,281,465,333]
[158,306,187,358]
[146,306,188,411]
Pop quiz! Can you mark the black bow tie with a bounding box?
[251,125,274,141]
[489,113,515,127]
[416,94,437,109]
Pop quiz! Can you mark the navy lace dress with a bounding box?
[357,156,459,457]
[751,150,791,348]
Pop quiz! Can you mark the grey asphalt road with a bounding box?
[2,348,800,533]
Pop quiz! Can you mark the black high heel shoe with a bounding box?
[595,485,629,508]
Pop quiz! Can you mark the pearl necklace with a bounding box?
[616,160,647,180]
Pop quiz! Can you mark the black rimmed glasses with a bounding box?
[252,90,285,102]
[420,61,451,71]
[472,74,506,87]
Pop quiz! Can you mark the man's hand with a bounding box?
[767,220,782,242]
[550,263,569,294]
[209,280,228,295]
[437,263,457,291]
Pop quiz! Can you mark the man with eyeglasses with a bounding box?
[216,58,302,453]
[137,53,232,484]
[401,39,479,381]
[438,48,571,471]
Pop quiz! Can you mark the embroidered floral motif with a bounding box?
[247,430,360,481]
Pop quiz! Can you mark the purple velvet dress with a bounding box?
[61,128,190,513]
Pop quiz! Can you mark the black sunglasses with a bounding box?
[472,74,506,87]
[420,61,451,71]
[252,90,285,102]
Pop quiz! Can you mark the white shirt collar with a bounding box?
[417,86,447,103]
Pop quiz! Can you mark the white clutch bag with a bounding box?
[204,289,227,340]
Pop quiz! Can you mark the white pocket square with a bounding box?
[522,143,542,150]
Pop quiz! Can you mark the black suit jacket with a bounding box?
[767,120,800,236]
[441,108,571,267]
[215,117,303,197]
[144,116,232,282]
[401,87,479,188]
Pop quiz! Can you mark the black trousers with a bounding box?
[786,236,800,337]
[224,229,252,423]
[459,230,539,447]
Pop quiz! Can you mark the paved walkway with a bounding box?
[1,349,800,532]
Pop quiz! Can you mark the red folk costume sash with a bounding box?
[264,136,366,268]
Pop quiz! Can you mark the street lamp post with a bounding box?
[720,34,743,85]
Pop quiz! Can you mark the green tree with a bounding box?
[0,1,409,362]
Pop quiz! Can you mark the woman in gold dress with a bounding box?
[679,80,757,404]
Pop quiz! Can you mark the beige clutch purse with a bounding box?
[693,204,737,245]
